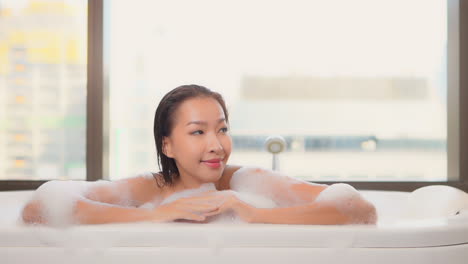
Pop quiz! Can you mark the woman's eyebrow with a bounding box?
[186,118,226,126]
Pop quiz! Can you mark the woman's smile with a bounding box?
[201,158,223,169]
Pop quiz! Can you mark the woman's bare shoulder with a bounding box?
[97,172,162,206]
[217,165,243,190]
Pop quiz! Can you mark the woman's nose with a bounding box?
[207,134,223,153]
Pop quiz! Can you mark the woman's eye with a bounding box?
[191,130,204,135]
[220,127,229,133]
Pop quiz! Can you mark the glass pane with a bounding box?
[107,0,448,182]
[0,0,87,180]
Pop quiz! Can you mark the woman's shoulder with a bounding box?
[117,171,159,184]
[217,165,272,190]
[217,165,243,190]
[114,172,163,203]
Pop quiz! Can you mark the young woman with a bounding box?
[21,84,377,226]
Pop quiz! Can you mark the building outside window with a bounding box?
[0,0,87,181]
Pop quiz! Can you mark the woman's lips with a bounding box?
[201,159,222,168]
[203,162,221,168]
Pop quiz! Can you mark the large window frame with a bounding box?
[1,0,467,192]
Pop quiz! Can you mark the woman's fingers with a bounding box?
[160,191,241,222]
[173,198,223,219]
[185,213,206,221]
[188,205,220,215]
[204,208,222,217]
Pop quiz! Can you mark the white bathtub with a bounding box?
[2,188,468,264]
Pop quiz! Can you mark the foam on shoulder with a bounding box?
[230,166,326,207]
[314,183,377,224]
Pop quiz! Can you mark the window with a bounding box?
[0,0,87,181]
[106,0,453,182]
[1,0,466,192]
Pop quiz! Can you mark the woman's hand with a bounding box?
[150,190,260,223]
[151,191,223,222]
[204,191,260,223]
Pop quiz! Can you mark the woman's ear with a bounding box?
[162,137,174,158]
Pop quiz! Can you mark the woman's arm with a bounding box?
[251,195,377,225]
[73,199,156,224]
[22,199,47,224]
[83,173,160,206]
[22,198,157,225]
[227,166,329,206]
[219,166,377,225]
[22,176,225,225]
[74,192,229,225]
[21,173,161,225]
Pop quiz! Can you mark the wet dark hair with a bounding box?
[153,84,229,188]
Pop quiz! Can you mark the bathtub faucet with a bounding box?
[264,135,287,171]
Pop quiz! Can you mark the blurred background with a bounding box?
[0,0,450,182]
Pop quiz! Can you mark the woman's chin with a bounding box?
[199,165,224,178]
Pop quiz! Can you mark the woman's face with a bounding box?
[163,96,232,187]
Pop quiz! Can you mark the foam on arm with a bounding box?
[23,172,156,226]
[230,167,327,207]
[28,180,93,226]
[314,183,377,224]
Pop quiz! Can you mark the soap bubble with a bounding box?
[156,183,277,223]
[30,180,90,227]
[23,169,375,226]
[230,166,327,207]
[25,177,135,227]
[314,183,376,224]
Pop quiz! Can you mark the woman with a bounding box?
[22,84,377,226]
